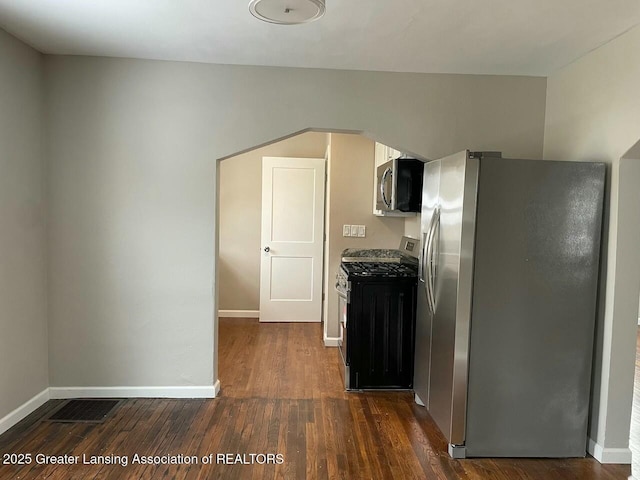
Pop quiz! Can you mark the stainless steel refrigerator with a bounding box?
[414,150,605,458]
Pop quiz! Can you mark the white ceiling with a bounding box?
[0,0,639,76]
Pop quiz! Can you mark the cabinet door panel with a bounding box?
[351,281,416,389]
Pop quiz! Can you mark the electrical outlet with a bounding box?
[343,225,351,237]
[358,225,366,237]
[350,225,359,237]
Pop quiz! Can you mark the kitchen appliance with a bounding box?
[336,239,419,390]
[414,150,605,458]
[376,158,424,213]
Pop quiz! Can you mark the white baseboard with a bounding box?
[260,319,321,323]
[0,382,222,437]
[0,388,50,436]
[49,385,217,399]
[323,333,341,347]
[588,438,633,464]
[218,310,259,318]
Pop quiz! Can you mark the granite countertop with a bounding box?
[342,248,400,258]
[341,248,419,264]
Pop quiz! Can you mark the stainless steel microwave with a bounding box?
[376,158,424,212]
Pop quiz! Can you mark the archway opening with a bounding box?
[213,129,424,396]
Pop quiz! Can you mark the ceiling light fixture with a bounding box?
[249,0,325,25]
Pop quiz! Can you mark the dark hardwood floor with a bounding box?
[0,318,634,479]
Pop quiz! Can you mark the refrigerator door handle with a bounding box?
[428,208,441,311]
[419,231,428,283]
[424,209,438,314]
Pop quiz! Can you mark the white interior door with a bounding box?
[260,157,326,322]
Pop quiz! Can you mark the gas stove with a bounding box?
[335,238,420,391]
[339,237,419,280]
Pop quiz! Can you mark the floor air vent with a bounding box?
[46,399,121,423]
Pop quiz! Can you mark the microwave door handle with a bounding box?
[380,167,392,208]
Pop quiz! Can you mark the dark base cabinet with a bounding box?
[346,278,417,390]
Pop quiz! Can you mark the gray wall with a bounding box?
[0,30,48,421]
[544,24,640,456]
[44,55,546,389]
[325,133,407,339]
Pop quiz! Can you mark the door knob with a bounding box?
[264,246,270,253]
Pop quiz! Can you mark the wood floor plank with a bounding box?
[73,399,146,480]
[0,318,635,479]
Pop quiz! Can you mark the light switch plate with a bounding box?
[343,225,351,237]
[350,225,359,237]
[358,225,366,237]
